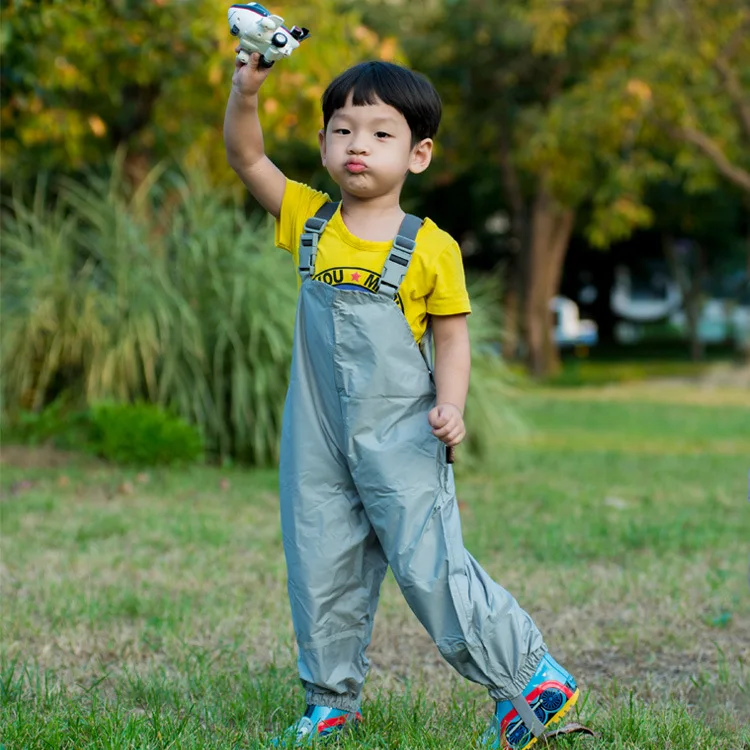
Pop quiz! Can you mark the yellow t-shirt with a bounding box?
[275,180,471,342]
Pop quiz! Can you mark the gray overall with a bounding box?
[278,203,546,712]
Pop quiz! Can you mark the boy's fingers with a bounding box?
[232,50,261,70]
[250,52,270,73]
[436,418,467,443]
[432,420,458,438]
[442,428,465,447]
[428,407,444,429]
[443,425,459,440]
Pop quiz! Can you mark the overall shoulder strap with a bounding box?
[377,214,423,298]
[298,201,339,281]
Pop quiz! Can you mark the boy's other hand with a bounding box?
[428,403,466,447]
[232,50,273,97]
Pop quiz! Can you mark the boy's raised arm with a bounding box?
[224,52,287,219]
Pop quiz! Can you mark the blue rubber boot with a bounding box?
[480,653,579,749]
[270,704,362,747]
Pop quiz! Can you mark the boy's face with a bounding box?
[319,94,433,199]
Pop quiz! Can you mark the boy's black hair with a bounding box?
[322,61,442,144]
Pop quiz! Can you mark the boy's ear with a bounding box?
[409,138,433,175]
[318,129,327,166]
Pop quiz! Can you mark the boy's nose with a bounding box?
[347,144,369,155]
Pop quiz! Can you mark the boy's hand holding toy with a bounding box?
[429,403,465,463]
[228,2,309,69]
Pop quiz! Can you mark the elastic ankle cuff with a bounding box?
[488,644,548,702]
[305,690,360,713]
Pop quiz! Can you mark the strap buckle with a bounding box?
[392,234,416,255]
[377,232,417,296]
[388,234,416,267]
[300,232,318,250]
[298,202,339,280]
[304,216,328,233]
[299,231,318,275]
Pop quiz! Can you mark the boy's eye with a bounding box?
[375,131,392,139]
[333,128,350,135]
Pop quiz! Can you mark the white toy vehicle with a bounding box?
[228,3,310,67]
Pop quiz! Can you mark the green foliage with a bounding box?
[1,399,94,452]
[534,0,750,209]
[2,0,225,179]
[361,0,749,247]
[1,0,396,185]
[1,158,298,465]
[1,163,519,465]
[630,0,750,197]
[159,174,300,465]
[89,402,203,466]
[2,399,203,466]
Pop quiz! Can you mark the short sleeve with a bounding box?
[275,180,330,254]
[426,241,472,316]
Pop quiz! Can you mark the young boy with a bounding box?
[224,52,579,749]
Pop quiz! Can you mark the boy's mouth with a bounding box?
[345,160,367,173]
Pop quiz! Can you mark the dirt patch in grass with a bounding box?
[0,444,98,470]
[691,362,750,389]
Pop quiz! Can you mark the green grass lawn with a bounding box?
[1,385,749,749]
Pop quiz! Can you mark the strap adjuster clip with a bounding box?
[392,234,416,254]
[304,217,328,232]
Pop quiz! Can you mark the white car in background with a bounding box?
[550,296,599,348]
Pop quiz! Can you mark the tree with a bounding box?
[1,0,393,187]
[635,0,750,199]
[358,0,661,375]
[360,0,749,374]
[582,0,750,359]
[512,0,750,369]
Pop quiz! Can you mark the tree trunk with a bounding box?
[498,121,528,361]
[663,235,707,362]
[742,203,750,363]
[501,244,529,360]
[524,184,575,377]
[502,280,521,359]
[685,293,705,362]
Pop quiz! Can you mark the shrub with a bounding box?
[89,402,203,466]
[156,168,297,464]
[1,156,296,465]
[1,398,95,452]
[1,400,203,466]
